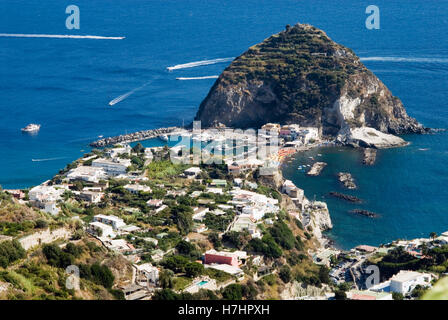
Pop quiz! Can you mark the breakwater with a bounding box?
[90,127,180,148]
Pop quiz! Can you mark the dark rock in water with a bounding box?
[350,209,378,218]
[329,192,362,203]
[337,172,356,189]
[363,148,377,165]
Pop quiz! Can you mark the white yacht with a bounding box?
[21,123,41,133]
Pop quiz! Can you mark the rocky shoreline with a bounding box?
[90,127,180,148]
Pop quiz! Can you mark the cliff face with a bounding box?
[195,23,424,136]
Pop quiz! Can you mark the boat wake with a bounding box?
[109,81,152,106]
[176,75,219,80]
[360,56,448,63]
[32,157,66,162]
[0,33,124,40]
[167,58,234,71]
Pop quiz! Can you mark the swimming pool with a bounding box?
[198,281,208,287]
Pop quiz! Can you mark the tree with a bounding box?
[392,292,404,300]
[159,269,174,289]
[42,244,73,268]
[208,232,222,248]
[176,240,197,257]
[132,143,145,154]
[279,265,291,283]
[175,211,193,235]
[0,240,26,268]
[89,263,115,289]
[185,262,204,278]
[171,205,193,235]
[318,265,331,284]
[430,232,437,240]
[222,284,243,300]
[269,220,295,250]
[334,289,347,300]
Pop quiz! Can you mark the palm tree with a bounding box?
[430,232,437,240]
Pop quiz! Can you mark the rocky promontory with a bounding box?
[195,23,426,143]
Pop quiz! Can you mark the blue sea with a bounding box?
[0,0,447,249]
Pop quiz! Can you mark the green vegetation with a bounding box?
[79,263,115,289]
[0,240,26,268]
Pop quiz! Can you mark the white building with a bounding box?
[79,191,103,203]
[124,184,152,194]
[296,127,319,144]
[67,166,107,183]
[92,158,131,176]
[93,214,126,230]
[390,271,432,294]
[136,263,159,285]
[192,207,209,221]
[105,145,132,158]
[29,185,66,203]
[147,199,164,207]
[184,167,202,178]
[44,202,60,215]
[205,187,223,195]
[88,221,115,238]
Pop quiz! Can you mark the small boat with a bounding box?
[21,123,41,133]
[98,135,104,138]
[158,134,169,142]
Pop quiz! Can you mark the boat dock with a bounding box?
[90,127,181,148]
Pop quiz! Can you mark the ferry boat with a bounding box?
[21,123,41,133]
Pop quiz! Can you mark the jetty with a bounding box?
[90,127,181,148]
[306,162,327,176]
[329,192,362,203]
[337,172,357,189]
[362,148,377,165]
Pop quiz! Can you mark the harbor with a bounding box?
[90,127,181,148]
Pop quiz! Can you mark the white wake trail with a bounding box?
[0,33,124,40]
[360,56,448,63]
[167,57,234,71]
[32,157,66,162]
[109,81,151,106]
[176,75,219,80]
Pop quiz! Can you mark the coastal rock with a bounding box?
[307,162,327,176]
[362,148,377,165]
[338,126,408,149]
[349,209,378,218]
[195,23,425,137]
[302,201,333,243]
[337,172,356,189]
[329,192,362,203]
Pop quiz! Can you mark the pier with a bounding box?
[90,127,181,148]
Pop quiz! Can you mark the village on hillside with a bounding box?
[0,123,446,300]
